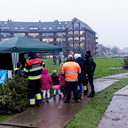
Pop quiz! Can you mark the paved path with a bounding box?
[1,73,128,128]
[97,85,128,128]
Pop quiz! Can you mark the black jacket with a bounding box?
[75,57,85,82]
[85,57,96,73]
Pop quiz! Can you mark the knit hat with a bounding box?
[52,70,57,74]
[28,51,35,57]
[86,50,91,56]
[74,54,81,59]
[68,54,73,59]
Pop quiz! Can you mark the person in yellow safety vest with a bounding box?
[24,51,43,107]
[83,73,88,95]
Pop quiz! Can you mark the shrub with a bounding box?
[0,76,29,115]
[123,57,128,69]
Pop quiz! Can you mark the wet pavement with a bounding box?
[1,73,128,128]
[97,85,128,128]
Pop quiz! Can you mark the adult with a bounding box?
[61,55,81,103]
[74,53,85,99]
[85,50,96,97]
[24,51,43,107]
[14,62,24,77]
[53,55,57,66]
[66,50,75,62]
[19,53,26,71]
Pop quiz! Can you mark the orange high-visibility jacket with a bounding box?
[61,61,81,82]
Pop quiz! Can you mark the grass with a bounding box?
[0,58,128,125]
[65,78,128,128]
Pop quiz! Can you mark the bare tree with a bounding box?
[112,46,119,54]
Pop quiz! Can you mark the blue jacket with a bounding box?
[75,57,85,82]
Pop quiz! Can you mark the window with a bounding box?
[56,38,66,42]
[74,31,79,35]
[80,24,84,29]
[28,33,39,37]
[74,43,79,47]
[80,43,84,48]
[74,21,79,29]
[28,27,39,30]
[69,43,73,48]
[80,31,84,35]
[80,37,85,41]
[43,28,46,29]
[74,37,79,41]
[14,33,25,36]
[15,27,18,29]
[56,32,66,37]
[21,27,24,29]
[68,31,73,35]
[1,32,11,37]
[42,38,53,43]
[42,33,53,37]
[1,27,10,30]
[68,37,73,41]
[49,27,52,29]
[57,38,61,42]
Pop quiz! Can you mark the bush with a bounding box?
[123,57,128,69]
[0,76,29,115]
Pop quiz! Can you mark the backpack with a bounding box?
[90,58,96,71]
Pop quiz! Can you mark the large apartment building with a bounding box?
[0,17,98,57]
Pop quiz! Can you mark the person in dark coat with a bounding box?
[14,62,24,77]
[74,53,85,99]
[85,51,96,98]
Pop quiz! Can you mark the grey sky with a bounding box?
[0,0,128,49]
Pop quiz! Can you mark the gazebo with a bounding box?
[0,35,62,70]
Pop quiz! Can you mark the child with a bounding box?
[59,63,66,100]
[51,70,61,99]
[40,68,52,102]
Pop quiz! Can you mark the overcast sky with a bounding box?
[0,0,128,49]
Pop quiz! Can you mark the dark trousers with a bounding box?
[28,79,41,104]
[88,72,95,92]
[65,81,78,101]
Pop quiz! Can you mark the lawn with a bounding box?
[0,57,128,126]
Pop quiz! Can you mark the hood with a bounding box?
[75,57,82,63]
[42,68,48,75]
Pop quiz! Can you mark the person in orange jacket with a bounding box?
[61,54,81,103]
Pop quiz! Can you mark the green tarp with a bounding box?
[0,35,62,53]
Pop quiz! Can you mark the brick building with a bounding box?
[0,17,98,57]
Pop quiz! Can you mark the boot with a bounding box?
[46,98,50,103]
[53,94,56,99]
[87,91,95,98]
[43,98,45,102]
[59,94,62,99]
[84,90,88,95]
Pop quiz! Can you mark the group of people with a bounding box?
[61,50,96,103]
[14,50,96,107]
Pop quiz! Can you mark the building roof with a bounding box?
[0,17,96,33]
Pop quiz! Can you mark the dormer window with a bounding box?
[28,27,39,30]
[1,27,10,30]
